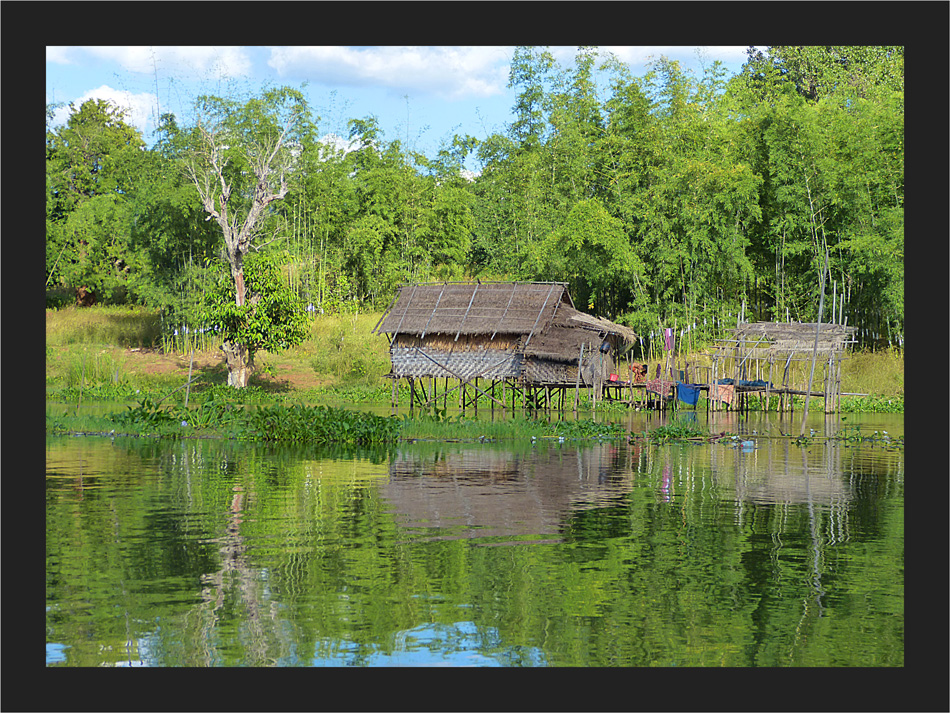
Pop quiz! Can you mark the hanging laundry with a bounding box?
[645,378,675,398]
[710,383,735,405]
[664,328,674,351]
[736,379,773,389]
[676,383,701,406]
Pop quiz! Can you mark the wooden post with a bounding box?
[801,253,829,435]
[184,346,195,409]
[835,356,843,414]
[573,343,585,415]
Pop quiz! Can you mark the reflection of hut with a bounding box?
[381,444,634,542]
[707,438,853,506]
[706,322,857,413]
[372,282,637,411]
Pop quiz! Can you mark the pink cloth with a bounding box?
[710,383,735,405]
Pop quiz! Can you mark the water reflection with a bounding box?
[46,431,903,668]
[383,444,636,543]
[312,622,546,667]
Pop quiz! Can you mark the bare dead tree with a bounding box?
[184,90,306,386]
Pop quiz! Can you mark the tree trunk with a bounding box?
[222,340,250,388]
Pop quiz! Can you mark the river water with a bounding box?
[46,411,903,667]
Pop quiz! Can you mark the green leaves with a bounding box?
[46,98,148,295]
[113,395,400,444]
[240,404,401,444]
[534,199,643,315]
[197,250,310,357]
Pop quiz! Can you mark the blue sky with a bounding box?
[46,45,751,166]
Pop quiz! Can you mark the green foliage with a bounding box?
[243,404,400,444]
[197,251,310,357]
[530,199,645,316]
[112,394,400,444]
[644,416,707,443]
[839,395,903,414]
[44,48,903,355]
[46,99,147,300]
[832,423,903,447]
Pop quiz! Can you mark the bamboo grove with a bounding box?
[46,46,904,355]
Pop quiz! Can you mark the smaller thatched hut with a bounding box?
[707,321,857,413]
[372,282,636,408]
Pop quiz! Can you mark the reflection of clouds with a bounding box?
[383,444,635,543]
[312,621,546,667]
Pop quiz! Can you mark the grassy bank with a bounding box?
[47,305,905,444]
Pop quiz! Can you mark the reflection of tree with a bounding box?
[46,436,903,668]
[195,482,282,666]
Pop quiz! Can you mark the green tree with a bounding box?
[529,198,645,317]
[197,251,310,385]
[183,87,314,386]
[46,98,146,302]
[127,113,221,328]
[736,54,903,335]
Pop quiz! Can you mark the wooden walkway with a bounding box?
[398,374,836,415]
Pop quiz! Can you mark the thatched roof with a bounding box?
[714,321,857,357]
[373,282,636,346]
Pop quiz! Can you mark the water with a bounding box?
[45,413,903,667]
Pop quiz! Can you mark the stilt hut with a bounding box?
[372,282,637,411]
[707,322,857,413]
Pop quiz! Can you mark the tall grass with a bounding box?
[841,348,904,397]
[292,312,391,387]
[46,305,162,348]
[63,349,130,389]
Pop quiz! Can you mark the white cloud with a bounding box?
[46,46,76,64]
[267,46,509,100]
[602,45,750,70]
[46,46,253,79]
[52,85,157,138]
[318,132,362,156]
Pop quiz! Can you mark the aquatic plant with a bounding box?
[644,417,707,443]
[240,404,400,444]
[111,395,400,444]
[832,424,903,448]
